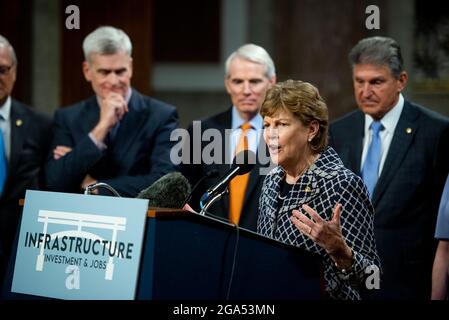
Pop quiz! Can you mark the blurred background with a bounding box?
[1,0,448,128]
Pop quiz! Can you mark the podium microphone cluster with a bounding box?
[200,150,256,213]
[181,169,219,208]
[136,172,191,208]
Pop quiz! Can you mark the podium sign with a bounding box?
[11,190,148,300]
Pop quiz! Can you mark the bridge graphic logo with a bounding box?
[35,210,127,280]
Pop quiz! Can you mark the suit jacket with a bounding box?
[0,100,52,280]
[329,100,449,299]
[180,108,267,231]
[258,147,380,300]
[45,89,179,197]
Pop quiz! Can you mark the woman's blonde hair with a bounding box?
[261,79,328,153]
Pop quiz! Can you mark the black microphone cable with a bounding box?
[226,222,240,300]
[194,204,241,299]
[182,169,219,208]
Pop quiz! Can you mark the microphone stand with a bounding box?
[182,169,219,208]
[199,188,228,216]
[84,182,122,197]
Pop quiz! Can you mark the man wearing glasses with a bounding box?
[0,34,52,285]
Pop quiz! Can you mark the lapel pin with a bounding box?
[406,128,412,134]
[16,119,23,127]
[305,186,311,192]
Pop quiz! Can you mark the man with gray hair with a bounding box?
[0,34,51,283]
[181,44,276,231]
[45,26,178,196]
[329,36,449,299]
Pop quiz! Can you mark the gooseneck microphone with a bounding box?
[200,150,256,214]
[181,169,219,208]
[84,182,121,197]
[136,172,191,208]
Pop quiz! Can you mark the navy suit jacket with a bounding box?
[181,108,267,231]
[0,100,52,281]
[45,89,179,197]
[329,100,449,299]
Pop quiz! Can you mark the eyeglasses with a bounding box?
[0,65,14,76]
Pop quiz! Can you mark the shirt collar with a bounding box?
[0,96,12,121]
[364,93,404,134]
[231,106,263,130]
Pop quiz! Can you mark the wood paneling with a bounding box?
[272,0,387,120]
[0,0,33,105]
[61,0,152,106]
[153,0,220,62]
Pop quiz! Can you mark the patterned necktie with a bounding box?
[229,122,252,225]
[362,121,384,199]
[0,118,7,196]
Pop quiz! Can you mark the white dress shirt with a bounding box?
[229,106,263,165]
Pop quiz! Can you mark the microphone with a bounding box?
[200,150,256,211]
[136,172,191,208]
[181,169,219,208]
[84,182,121,197]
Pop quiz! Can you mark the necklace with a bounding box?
[278,193,287,200]
[278,153,319,200]
[285,163,311,184]
[278,176,294,201]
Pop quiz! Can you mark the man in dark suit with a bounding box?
[181,44,276,231]
[329,36,449,299]
[0,35,52,284]
[45,26,178,197]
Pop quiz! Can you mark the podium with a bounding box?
[138,210,322,299]
[3,209,322,299]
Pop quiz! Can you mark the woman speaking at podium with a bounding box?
[258,80,380,300]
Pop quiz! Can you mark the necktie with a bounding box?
[229,122,252,225]
[106,122,120,147]
[0,120,7,196]
[362,121,384,199]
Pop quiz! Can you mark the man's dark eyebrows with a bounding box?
[369,76,386,82]
[354,76,384,82]
[114,67,127,73]
[96,67,127,73]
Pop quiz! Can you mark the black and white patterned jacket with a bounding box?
[258,147,380,300]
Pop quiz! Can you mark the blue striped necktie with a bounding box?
[0,118,7,196]
[362,121,384,199]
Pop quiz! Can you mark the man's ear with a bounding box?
[128,57,133,78]
[224,76,232,95]
[397,71,408,92]
[82,61,91,82]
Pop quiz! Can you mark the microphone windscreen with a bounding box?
[136,172,192,208]
[232,150,256,175]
